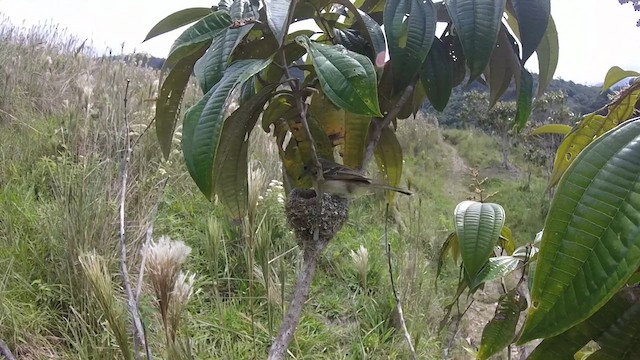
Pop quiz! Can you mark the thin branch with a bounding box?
[118,79,147,359]
[361,80,418,169]
[0,339,16,360]
[267,241,327,360]
[384,204,417,360]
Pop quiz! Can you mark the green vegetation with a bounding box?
[2,0,640,358]
[0,17,552,359]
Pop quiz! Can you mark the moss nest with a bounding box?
[285,189,349,249]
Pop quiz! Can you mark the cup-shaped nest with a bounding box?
[285,189,349,249]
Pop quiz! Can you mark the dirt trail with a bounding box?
[439,139,535,360]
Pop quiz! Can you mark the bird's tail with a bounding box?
[369,183,413,196]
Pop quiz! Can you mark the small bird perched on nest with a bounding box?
[302,157,413,198]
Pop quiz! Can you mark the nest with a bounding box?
[285,189,349,250]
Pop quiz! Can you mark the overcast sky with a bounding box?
[1,0,638,85]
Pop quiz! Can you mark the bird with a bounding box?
[301,157,413,197]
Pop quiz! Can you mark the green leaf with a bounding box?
[478,290,525,360]
[374,127,403,203]
[145,8,213,42]
[486,26,519,108]
[485,26,520,108]
[296,35,381,116]
[194,24,254,94]
[308,93,346,147]
[354,8,387,66]
[548,87,640,187]
[532,124,572,136]
[156,47,209,159]
[514,68,533,131]
[384,0,436,93]
[601,66,640,94]
[519,119,640,343]
[182,59,271,200]
[343,114,371,169]
[536,16,559,97]
[420,38,452,112]
[163,11,232,71]
[499,226,515,255]
[445,0,507,82]
[264,0,292,45]
[213,83,279,218]
[194,0,259,93]
[510,0,550,63]
[471,256,521,289]
[454,200,506,280]
[527,287,640,359]
[437,232,460,283]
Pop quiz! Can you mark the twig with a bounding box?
[0,339,16,360]
[361,80,417,170]
[384,204,417,360]
[267,240,327,360]
[118,79,147,359]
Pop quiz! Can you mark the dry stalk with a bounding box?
[384,204,417,359]
[118,79,147,359]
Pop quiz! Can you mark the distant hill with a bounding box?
[103,52,165,70]
[423,74,612,127]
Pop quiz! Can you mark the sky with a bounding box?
[0,0,638,85]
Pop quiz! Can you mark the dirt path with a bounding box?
[439,140,535,359]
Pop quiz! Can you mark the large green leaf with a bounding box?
[420,38,452,112]
[470,256,521,289]
[478,290,525,360]
[436,232,460,282]
[549,87,640,187]
[332,0,387,66]
[296,35,381,116]
[194,1,258,93]
[156,47,209,159]
[343,114,371,169]
[510,0,550,63]
[486,26,519,107]
[144,7,213,42]
[454,200,506,280]
[182,59,271,200]
[445,0,507,82]
[535,16,559,97]
[308,93,346,147]
[514,68,533,131]
[527,287,640,359]
[601,66,640,94]
[264,0,292,45]
[383,0,436,93]
[354,9,387,67]
[162,11,232,71]
[194,24,254,94]
[374,127,404,203]
[519,118,640,343]
[213,83,279,218]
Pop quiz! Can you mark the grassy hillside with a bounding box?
[0,19,550,359]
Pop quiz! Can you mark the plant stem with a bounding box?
[361,80,417,169]
[118,79,147,359]
[267,241,327,360]
[384,204,417,360]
